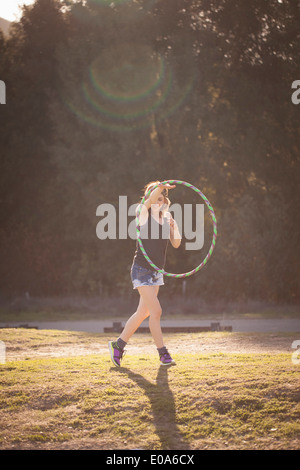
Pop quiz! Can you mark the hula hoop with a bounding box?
[135,180,217,278]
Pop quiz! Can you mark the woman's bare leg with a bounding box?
[119,294,150,344]
[137,286,164,349]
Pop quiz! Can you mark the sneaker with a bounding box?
[160,350,176,366]
[108,340,126,367]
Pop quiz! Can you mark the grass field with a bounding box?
[0,328,299,450]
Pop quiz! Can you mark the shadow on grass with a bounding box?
[114,365,190,450]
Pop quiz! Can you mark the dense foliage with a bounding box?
[0,0,299,302]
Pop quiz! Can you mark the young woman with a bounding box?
[108,181,181,367]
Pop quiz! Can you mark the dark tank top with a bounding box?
[133,213,170,271]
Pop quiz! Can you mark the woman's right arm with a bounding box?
[136,186,163,225]
[144,183,176,209]
[144,184,164,209]
[136,183,176,225]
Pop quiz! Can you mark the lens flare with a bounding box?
[89,53,165,103]
[63,44,196,131]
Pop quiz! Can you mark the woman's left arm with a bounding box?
[167,215,181,248]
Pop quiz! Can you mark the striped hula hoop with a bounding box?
[135,180,217,278]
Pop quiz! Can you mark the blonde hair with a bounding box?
[141,181,171,218]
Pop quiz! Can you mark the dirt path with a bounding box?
[2,329,297,362]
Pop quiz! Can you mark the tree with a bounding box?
[1,0,299,302]
[0,0,68,295]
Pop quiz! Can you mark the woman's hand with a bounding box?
[166,213,181,248]
[167,214,175,229]
[158,182,176,191]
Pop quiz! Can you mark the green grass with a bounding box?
[0,329,299,450]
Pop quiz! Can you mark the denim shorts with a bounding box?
[130,263,164,290]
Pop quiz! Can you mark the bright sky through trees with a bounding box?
[0,0,35,21]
